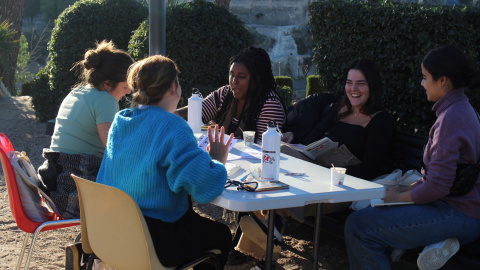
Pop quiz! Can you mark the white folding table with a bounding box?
[210,142,385,270]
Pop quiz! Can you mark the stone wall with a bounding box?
[0,80,11,97]
[217,0,317,88]
[248,24,312,78]
[229,0,313,26]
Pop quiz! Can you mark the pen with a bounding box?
[240,174,250,182]
[284,172,306,176]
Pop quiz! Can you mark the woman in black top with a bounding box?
[282,58,393,180]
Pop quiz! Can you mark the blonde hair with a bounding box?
[128,55,180,106]
[73,40,133,90]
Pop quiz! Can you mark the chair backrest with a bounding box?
[1,133,62,233]
[0,133,17,215]
[72,175,167,270]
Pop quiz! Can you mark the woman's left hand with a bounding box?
[281,131,294,143]
[383,186,413,203]
[383,186,402,203]
[206,125,234,165]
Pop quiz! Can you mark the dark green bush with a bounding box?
[309,0,480,135]
[21,80,33,96]
[274,76,293,89]
[277,85,293,109]
[128,0,253,105]
[31,0,148,121]
[31,67,64,122]
[306,75,325,96]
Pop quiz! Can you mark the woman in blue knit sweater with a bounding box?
[97,55,234,269]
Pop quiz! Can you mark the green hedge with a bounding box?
[128,0,253,105]
[31,68,64,122]
[306,75,325,96]
[309,0,480,135]
[277,85,293,109]
[274,76,293,89]
[21,81,33,96]
[31,0,148,121]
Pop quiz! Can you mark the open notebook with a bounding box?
[370,198,414,207]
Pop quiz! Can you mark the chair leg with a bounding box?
[203,254,220,269]
[74,232,82,243]
[15,232,30,270]
[87,253,97,270]
[24,225,44,269]
[209,255,220,269]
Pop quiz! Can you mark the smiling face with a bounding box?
[345,69,370,110]
[109,81,131,101]
[421,64,448,102]
[229,62,250,100]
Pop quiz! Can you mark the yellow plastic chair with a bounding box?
[71,175,221,270]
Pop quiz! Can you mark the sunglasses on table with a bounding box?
[224,179,258,192]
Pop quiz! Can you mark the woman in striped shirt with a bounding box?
[178,46,286,144]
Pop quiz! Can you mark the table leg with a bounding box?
[265,209,276,270]
[313,203,323,269]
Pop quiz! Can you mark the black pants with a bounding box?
[144,201,231,269]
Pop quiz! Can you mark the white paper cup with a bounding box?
[243,131,255,147]
[331,167,347,185]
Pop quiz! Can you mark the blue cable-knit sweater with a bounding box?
[97,106,228,223]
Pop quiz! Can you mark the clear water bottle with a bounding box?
[261,120,281,181]
[188,88,203,133]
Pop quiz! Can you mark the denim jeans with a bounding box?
[344,200,480,270]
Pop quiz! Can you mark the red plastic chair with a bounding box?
[0,133,80,269]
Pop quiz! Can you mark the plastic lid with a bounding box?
[268,120,277,127]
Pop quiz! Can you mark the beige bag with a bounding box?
[350,169,422,210]
[8,151,61,221]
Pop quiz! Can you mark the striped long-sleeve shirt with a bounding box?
[201,85,285,144]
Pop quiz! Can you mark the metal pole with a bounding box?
[265,209,276,270]
[149,0,166,56]
[313,203,323,269]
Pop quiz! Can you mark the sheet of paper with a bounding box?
[226,148,262,161]
[197,134,237,152]
[225,163,240,176]
[241,148,262,159]
[226,153,242,161]
[287,143,306,151]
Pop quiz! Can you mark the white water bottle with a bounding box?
[261,120,281,181]
[188,88,203,133]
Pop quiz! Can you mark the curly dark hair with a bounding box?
[214,46,284,131]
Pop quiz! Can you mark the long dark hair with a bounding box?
[422,45,480,92]
[214,46,284,131]
[339,58,383,119]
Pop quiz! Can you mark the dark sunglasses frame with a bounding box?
[224,179,258,192]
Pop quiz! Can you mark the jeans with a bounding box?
[344,200,480,270]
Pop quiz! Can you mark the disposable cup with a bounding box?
[243,131,256,147]
[331,167,347,186]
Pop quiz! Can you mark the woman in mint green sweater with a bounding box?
[97,55,234,269]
